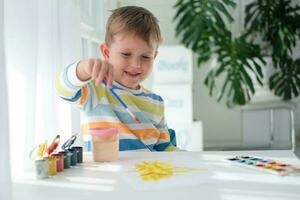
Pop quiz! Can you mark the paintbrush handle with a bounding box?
[109,88,128,108]
[102,81,128,108]
[102,81,143,125]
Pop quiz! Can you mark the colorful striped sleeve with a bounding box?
[153,122,179,151]
[55,62,96,110]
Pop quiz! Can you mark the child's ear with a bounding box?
[100,43,110,60]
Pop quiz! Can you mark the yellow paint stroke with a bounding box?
[134,161,199,181]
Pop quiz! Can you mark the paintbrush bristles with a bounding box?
[126,108,141,124]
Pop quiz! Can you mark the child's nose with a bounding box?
[130,58,141,69]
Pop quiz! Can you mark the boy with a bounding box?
[56,6,177,151]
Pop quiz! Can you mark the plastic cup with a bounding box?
[89,127,119,162]
[34,159,49,179]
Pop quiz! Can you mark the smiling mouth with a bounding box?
[124,71,141,78]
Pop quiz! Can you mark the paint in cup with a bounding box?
[59,150,72,169]
[89,127,119,162]
[52,153,64,172]
[34,159,49,179]
[68,148,78,166]
[45,156,57,176]
[72,146,83,163]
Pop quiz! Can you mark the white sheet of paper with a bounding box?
[115,154,213,190]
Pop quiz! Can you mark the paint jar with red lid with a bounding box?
[52,153,64,172]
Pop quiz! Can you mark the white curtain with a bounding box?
[4,0,81,176]
[0,0,12,198]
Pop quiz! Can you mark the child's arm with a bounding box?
[55,59,113,109]
[152,101,180,151]
[153,118,180,152]
[76,59,113,87]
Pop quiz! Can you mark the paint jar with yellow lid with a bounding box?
[45,156,57,176]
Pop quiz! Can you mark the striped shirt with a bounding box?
[55,63,177,151]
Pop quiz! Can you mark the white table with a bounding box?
[12,151,300,200]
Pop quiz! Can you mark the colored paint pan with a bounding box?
[228,158,240,161]
[250,158,261,161]
[246,160,256,165]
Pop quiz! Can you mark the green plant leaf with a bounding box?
[213,0,235,22]
[269,58,300,100]
[217,74,230,102]
[174,0,300,105]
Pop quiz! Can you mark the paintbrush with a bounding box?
[102,81,141,124]
[102,81,154,151]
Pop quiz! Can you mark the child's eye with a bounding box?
[121,53,131,57]
[142,55,151,59]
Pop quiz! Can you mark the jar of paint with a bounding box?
[68,147,78,166]
[45,156,57,176]
[34,159,49,179]
[51,153,64,172]
[89,127,119,162]
[59,150,72,169]
[72,146,83,163]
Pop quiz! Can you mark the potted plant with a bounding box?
[173,0,300,105]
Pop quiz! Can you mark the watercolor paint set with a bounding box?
[226,155,300,176]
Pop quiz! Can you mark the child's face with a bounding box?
[101,32,157,89]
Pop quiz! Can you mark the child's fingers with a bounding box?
[95,61,108,86]
[91,60,101,80]
[85,60,94,75]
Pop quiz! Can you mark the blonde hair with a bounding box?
[105,6,162,48]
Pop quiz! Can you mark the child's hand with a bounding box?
[76,58,113,88]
